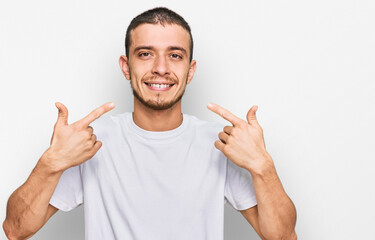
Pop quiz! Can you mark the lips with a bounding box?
[144,82,175,91]
[145,82,175,88]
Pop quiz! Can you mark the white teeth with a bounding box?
[150,84,170,88]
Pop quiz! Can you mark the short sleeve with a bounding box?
[224,159,257,211]
[49,165,83,212]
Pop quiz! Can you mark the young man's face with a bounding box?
[120,23,196,110]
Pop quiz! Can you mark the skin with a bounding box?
[3,22,297,239]
[3,103,115,239]
[207,103,298,239]
[119,23,196,132]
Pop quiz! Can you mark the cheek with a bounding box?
[129,68,144,83]
[174,65,190,80]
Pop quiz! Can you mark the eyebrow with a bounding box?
[133,46,153,54]
[168,46,187,55]
[133,46,187,55]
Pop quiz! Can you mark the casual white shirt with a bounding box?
[50,112,257,240]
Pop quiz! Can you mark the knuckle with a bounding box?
[219,133,223,141]
[222,144,229,153]
[225,146,233,154]
[88,128,94,135]
[221,111,227,118]
[90,113,98,120]
[223,126,230,133]
[71,123,80,131]
[239,121,247,128]
[54,123,63,131]
[84,131,92,139]
[86,140,94,148]
[92,110,102,119]
[93,141,102,152]
[231,128,238,136]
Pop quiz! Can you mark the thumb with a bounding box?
[246,105,259,125]
[55,102,69,126]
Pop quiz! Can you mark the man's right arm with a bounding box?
[3,102,115,239]
[3,152,62,239]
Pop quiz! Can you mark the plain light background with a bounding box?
[1,0,374,239]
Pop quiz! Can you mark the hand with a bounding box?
[44,102,115,172]
[207,103,272,174]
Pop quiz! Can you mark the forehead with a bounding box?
[130,23,190,52]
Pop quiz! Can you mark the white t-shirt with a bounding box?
[50,112,257,240]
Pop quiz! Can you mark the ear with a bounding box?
[119,55,131,80]
[186,60,197,85]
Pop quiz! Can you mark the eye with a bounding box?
[171,53,182,59]
[139,52,151,57]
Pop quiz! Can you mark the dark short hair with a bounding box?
[125,7,194,62]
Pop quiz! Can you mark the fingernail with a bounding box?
[108,102,115,108]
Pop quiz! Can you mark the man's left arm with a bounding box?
[207,103,297,240]
[241,155,297,240]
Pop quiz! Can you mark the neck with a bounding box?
[132,97,183,132]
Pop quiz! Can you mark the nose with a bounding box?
[151,55,170,76]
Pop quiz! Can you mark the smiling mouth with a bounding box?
[144,82,175,90]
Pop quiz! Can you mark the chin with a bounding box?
[146,103,176,111]
[133,87,185,111]
[135,95,183,111]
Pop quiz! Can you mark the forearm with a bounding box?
[3,153,63,239]
[3,102,110,239]
[248,155,297,240]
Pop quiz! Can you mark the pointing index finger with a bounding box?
[207,102,243,126]
[77,102,115,127]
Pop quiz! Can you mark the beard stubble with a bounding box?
[130,74,187,111]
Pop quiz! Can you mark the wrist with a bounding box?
[247,153,277,179]
[38,148,67,174]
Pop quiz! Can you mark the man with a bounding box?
[3,7,297,240]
